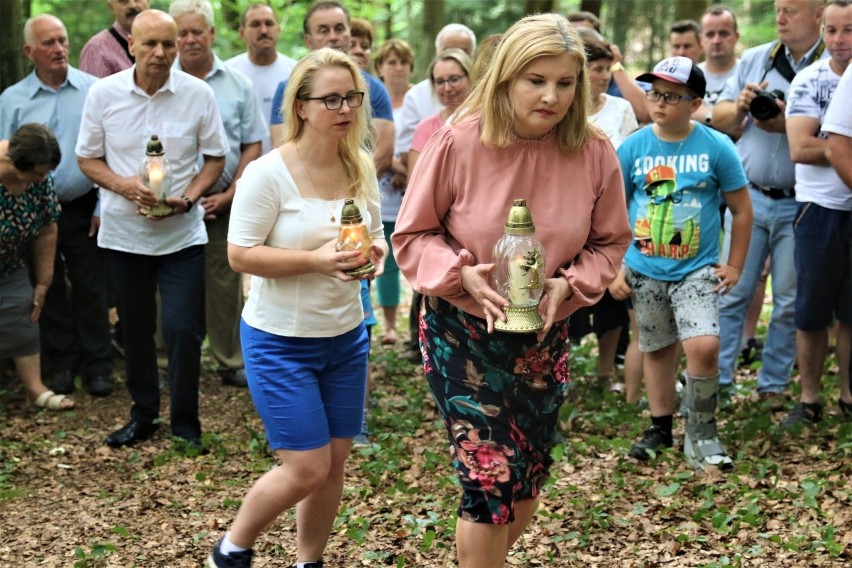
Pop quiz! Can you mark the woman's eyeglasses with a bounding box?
[433,74,466,88]
[645,90,695,105]
[300,92,365,110]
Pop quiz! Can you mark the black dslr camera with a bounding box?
[749,89,785,120]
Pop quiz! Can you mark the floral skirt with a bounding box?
[420,297,570,525]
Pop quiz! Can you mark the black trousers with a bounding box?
[40,189,112,379]
[109,245,205,439]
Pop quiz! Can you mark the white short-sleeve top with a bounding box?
[229,150,384,337]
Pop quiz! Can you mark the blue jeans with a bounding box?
[109,245,206,439]
[718,189,797,393]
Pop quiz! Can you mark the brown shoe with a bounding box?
[759,392,785,412]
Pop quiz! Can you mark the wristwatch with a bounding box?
[180,194,194,212]
[610,62,625,73]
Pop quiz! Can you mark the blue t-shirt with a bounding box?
[270,70,393,124]
[617,122,747,282]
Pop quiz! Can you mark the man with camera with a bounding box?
[712,0,826,408]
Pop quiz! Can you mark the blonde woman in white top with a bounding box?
[210,48,386,568]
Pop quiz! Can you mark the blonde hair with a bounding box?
[428,48,473,87]
[455,13,597,152]
[282,48,376,200]
[470,34,502,86]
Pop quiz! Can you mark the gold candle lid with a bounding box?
[504,199,534,235]
[146,134,165,156]
[340,198,363,225]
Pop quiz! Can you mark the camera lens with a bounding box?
[749,91,782,120]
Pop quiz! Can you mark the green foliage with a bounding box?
[73,542,117,567]
[19,0,793,83]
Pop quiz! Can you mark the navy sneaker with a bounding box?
[207,539,253,568]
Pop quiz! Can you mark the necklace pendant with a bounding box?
[330,214,336,223]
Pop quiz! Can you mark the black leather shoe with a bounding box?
[52,370,75,394]
[221,369,248,388]
[86,375,115,397]
[105,420,159,447]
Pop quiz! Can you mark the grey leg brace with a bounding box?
[682,372,733,471]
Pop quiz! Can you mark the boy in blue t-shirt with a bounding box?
[611,56,753,471]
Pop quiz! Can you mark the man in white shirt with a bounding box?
[698,6,741,115]
[825,65,852,188]
[226,3,296,153]
[76,9,229,449]
[783,0,852,428]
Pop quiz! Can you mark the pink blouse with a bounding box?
[411,112,447,154]
[392,115,631,322]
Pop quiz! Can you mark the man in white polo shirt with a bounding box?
[171,0,267,390]
[783,0,852,428]
[76,9,228,449]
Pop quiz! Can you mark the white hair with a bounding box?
[434,23,476,54]
[23,14,65,46]
[168,0,215,28]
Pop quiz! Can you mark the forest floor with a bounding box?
[1,306,851,567]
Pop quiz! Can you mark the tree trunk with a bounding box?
[421,0,444,64]
[220,0,240,34]
[674,0,708,22]
[610,0,635,54]
[524,0,555,15]
[0,0,26,93]
[579,0,603,17]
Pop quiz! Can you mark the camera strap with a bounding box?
[760,39,824,84]
[108,26,135,64]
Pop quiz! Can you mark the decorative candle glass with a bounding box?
[336,198,375,277]
[139,134,174,217]
[491,199,546,332]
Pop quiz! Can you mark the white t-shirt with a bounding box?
[823,64,852,137]
[589,94,638,149]
[698,61,739,108]
[229,150,384,337]
[786,59,851,210]
[396,79,442,154]
[226,52,297,153]
[76,68,229,255]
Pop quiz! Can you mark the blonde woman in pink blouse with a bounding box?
[392,14,631,567]
[408,48,473,172]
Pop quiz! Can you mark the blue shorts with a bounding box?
[794,202,852,330]
[240,320,369,450]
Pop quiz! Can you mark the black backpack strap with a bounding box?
[108,26,135,64]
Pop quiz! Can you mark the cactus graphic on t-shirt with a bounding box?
[633,164,699,259]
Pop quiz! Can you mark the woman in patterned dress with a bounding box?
[393,14,631,566]
[0,123,72,410]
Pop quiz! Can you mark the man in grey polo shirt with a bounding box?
[712,0,826,406]
[171,0,267,389]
